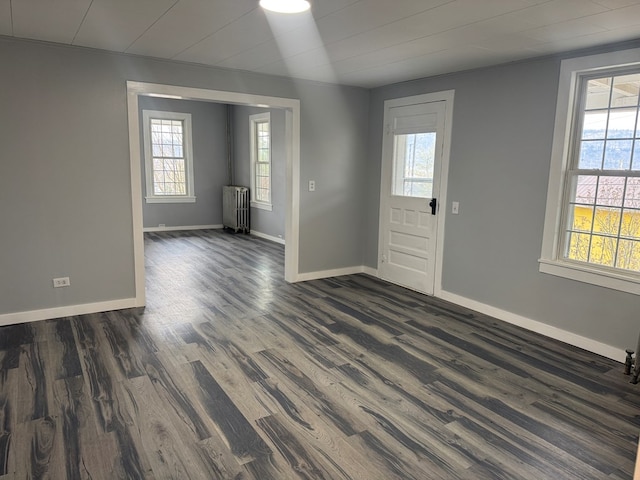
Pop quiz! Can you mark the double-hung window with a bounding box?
[142,110,195,203]
[540,48,640,294]
[250,112,272,210]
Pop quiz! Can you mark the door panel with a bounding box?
[378,99,447,294]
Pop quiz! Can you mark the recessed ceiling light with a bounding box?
[259,0,310,14]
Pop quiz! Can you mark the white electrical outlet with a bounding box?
[53,277,71,288]
[309,180,316,192]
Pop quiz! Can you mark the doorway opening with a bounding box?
[126,81,301,307]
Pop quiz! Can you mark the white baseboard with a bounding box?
[251,230,285,245]
[143,224,222,233]
[438,290,621,362]
[0,298,140,327]
[297,266,371,282]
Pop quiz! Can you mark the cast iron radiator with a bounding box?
[222,185,250,233]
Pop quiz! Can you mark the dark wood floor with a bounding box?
[1,229,639,479]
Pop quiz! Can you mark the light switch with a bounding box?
[452,201,459,214]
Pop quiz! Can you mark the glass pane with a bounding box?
[616,239,640,271]
[404,181,432,198]
[165,145,173,157]
[257,188,269,202]
[607,109,637,139]
[632,142,640,170]
[578,140,604,169]
[589,234,617,267]
[574,175,597,205]
[611,73,640,108]
[393,132,436,198]
[621,209,640,240]
[582,111,608,139]
[592,207,621,235]
[585,77,611,110]
[603,140,633,169]
[596,176,624,206]
[570,205,593,232]
[566,231,590,262]
[162,132,173,145]
[625,178,640,208]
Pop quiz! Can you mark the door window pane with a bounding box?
[392,132,436,198]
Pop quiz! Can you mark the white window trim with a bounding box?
[142,109,196,204]
[540,47,640,295]
[249,112,272,211]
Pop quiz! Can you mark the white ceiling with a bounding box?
[2,0,640,88]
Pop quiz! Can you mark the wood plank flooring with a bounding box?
[1,228,639,479]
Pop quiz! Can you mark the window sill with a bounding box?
[146,196,196,204]
[538,258,640,295]
[251,202,272,211]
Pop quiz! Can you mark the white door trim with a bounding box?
[377,90,454,297]
[126,81,301,307]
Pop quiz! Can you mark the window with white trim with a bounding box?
[540,48,640,295]
[250,112,272,210]
[142,110,195,203]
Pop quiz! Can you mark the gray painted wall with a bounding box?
[297,81,370,272]
[232,106,285,240]
[366,51,638,351]
[0,37,369,315]
[138,96,228,229]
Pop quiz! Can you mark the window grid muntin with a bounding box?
[561,67,640,273]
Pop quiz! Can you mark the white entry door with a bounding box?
[378,93,452,295]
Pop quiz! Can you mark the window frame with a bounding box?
[249,112,272,211]
[142,109,196,204]
[540,47,640,295]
